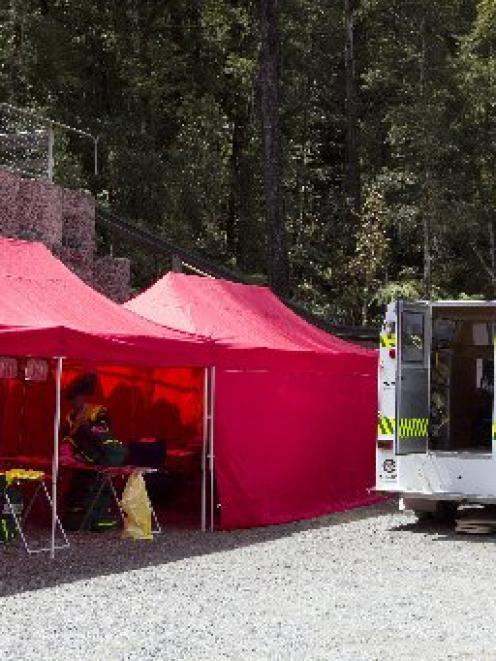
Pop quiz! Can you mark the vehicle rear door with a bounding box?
[396,301,430,454]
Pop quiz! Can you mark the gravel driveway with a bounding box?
[0,500,495,660]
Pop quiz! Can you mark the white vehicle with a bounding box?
[376,300,496,520]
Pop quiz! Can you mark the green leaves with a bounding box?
[1,0,495,322]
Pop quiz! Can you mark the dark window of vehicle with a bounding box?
[402,312,424,363]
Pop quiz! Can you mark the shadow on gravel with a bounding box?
[0,499,395,597]
[390,520,496,545]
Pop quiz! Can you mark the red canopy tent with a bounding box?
[126,273,379,529]
[0,238,210,366]
[0,239,212,553]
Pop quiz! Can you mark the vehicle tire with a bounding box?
[414,510,434,524]
[414,502,458,525]
[433,501,458,523]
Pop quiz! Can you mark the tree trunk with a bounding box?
[233,118,260,272]
[422,206,432,298]
[10,0,27,105]
[420,17,432,298]
[488,220,496,296]
[344,0,361,220]
[298,70,310,225]
[258,0,290,296]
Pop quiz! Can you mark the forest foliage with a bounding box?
[0,0,495,324]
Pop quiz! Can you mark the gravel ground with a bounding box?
[1,500,496,661]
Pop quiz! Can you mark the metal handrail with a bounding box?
[95,207,379,341]
[0,103,99,176]
[95,206,245,283]
[0,103,95,140]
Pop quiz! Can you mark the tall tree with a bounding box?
[258,0,289,295]
[3,0,495,322]
[457,0,496,296]
[344,0,361,220]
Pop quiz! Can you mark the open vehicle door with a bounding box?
[396,301,430,454]
[493,327,496,456]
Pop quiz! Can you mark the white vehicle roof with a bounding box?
[428,300,496,307]
[391,300,496,308]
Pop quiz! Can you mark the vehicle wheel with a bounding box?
[414,510,434,524]
[433,501,458,523]
[414,502,458,525]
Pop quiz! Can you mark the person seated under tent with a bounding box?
[62,373,127,531]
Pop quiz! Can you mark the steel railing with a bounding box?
[95,207,379,342]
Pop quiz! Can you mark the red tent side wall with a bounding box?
[215,364,379,529]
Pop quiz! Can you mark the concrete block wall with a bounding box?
[0,169,22,237]
[62,188,95,251]
[0,169,63,246]
[16,176,63,246]
[58,188,96,285]
[53,245,94,285]
[0,168,130,301]
[93,256,131,303]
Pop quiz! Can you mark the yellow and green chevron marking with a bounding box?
[492,422,496,440]
[378,416,428,438]
[378,416,395,436]
[380,333,396,348]
[399,418,428,438]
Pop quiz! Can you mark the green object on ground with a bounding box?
[0,483,23,544]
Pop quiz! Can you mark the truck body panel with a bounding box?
[376,299,496,512]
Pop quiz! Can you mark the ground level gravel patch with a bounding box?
[1,500,495,660]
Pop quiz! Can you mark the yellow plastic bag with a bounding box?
[120,472,153,541]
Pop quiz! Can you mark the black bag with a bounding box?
[72,423,128,466]
[127,439,166,468]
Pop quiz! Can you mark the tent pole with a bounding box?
[201,366,209,532]
[209,366,216,532]
[51,356,63,559]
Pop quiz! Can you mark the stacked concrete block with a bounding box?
[61,188,95,251]
[93,256,131,303]
[0,167,132,302]
[53,245,94,285]
[0,169,63,246]
[0,168,23,237]
[15,176,63,246]
[57,188,96,285]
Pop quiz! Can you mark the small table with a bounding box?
[71,463,162,534]
[0,456,162,536]
[0,468,70,554]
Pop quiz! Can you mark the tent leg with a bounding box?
[209,366,216,532]
[201,367,209,532]
[51,357,63,559]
